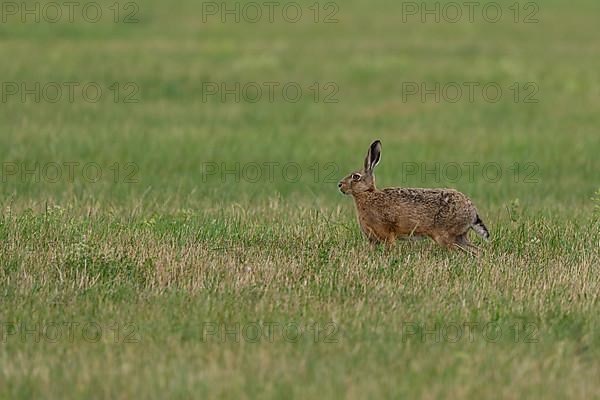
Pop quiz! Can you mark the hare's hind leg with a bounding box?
[432,232,477,256]
[431,232,455,251]
[457,233,480,251]
[454,233,480,256]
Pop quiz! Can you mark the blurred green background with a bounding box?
[1,0,598,211]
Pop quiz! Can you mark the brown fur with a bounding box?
[339,140,488,254]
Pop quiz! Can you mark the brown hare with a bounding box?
[338,140,489,254]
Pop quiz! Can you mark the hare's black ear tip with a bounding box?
[372,140,381,147]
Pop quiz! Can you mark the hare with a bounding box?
[338,140,489,254]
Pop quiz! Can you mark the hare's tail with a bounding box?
[472,214,490,240]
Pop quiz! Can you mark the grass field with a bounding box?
[1,0,599,398]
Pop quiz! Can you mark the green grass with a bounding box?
[1,0,599,398]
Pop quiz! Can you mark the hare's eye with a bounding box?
[352,173,361,181]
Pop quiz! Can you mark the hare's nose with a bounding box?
[338,182,343,188]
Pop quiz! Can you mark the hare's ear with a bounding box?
[364,140,381,173]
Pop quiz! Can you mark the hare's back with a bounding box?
[383,187,469,204]
[382,187,475,223]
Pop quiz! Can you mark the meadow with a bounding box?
[0,0,599,398]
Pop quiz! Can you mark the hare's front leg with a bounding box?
[383,236,397,252]
[360,225,380,246]
[361,225,396,251]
